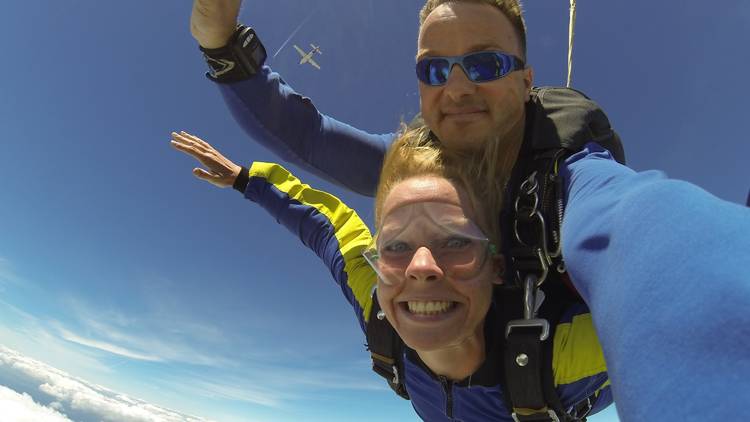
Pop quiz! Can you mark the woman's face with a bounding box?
[374,176,502,353]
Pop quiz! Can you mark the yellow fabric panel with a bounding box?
[552,313,608,385]
[248,162,377,322]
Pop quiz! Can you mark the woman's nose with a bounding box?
[404,246,444,282]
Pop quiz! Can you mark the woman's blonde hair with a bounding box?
[374,116,523,249]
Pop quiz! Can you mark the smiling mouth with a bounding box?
[442,110,487,121]
[403,301,457,316]
[445,109,486,114]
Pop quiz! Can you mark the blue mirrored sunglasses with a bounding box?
[416,51,526,86]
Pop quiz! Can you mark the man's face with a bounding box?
[417,2,533,151]
[375,176,502,353]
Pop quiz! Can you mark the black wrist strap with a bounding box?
[200,25,267,83]
[233,166,250,193]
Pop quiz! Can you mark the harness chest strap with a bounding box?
[365,87,622,417]
[502,279,584,422]
[365,287,594,420]
[504,145,600,422]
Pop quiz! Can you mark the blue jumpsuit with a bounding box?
[242,160,610,421]
[213,66,750,421]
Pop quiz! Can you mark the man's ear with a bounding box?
[491,254,506,285]
[523,66,534,100]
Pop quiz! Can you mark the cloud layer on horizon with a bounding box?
[0,345,212,422]
[0,385,73,422]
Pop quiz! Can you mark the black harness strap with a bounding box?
[365,292,409,400]
[365,273,597,420]
[503,146,592,422]
[364,87,622,417]
[501,278,581,422]
[500,86,623,420]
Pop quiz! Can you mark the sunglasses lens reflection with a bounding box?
[417,58,451,85]
[416,52,521,86]
[464,52,509,82]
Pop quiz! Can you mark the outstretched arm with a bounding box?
[560,144,750,421]
[189,0,394,196]
[216,72,394,197]
[171,131,376,332]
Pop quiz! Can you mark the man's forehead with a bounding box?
[417,2,521,57]
[417,39,507,59]
[420,2,515,32]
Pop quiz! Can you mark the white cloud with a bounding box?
[0,385,74,422]
[0,300,115,375]
[0,346,213,422]
[160,361,387,411]
[182,379,282,408]
[60,297,237,368]
[0,267,384,418]
[57,327,164,363]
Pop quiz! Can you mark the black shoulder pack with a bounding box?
[526,86,625,164]
[366,86,624,421]
[506,86,625,306]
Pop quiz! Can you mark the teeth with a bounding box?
[407,301,454,315]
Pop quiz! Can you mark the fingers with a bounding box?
[193,167,219,180]
[178,131,209,148]
[170,130,238,188]
[193,167,233,188]
[171,131,208,153]
[171,131,223,158]
[170,139,202,163]
[170,131,219,167]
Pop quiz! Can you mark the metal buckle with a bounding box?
[505,318,550,341]
[511,409,561,422]
[505,274,550,341]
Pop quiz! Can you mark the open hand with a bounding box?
[171,131,242,188]
[190,0,242,49]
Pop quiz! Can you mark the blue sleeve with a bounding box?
[242,162,377,333]
[559,143,750,421]
[215,66,395,197]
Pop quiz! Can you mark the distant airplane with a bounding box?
[293,44,322,70]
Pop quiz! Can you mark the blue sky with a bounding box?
[0,1,748,421]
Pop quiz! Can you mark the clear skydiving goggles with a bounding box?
[362,202,497,286]
[415,50,526,86]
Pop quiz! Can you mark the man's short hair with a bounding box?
[419,0,527,60]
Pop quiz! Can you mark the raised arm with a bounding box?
[559,143,750,421]
[171,131,377,332]
[190,0,394,197]
[216,72,394,197]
